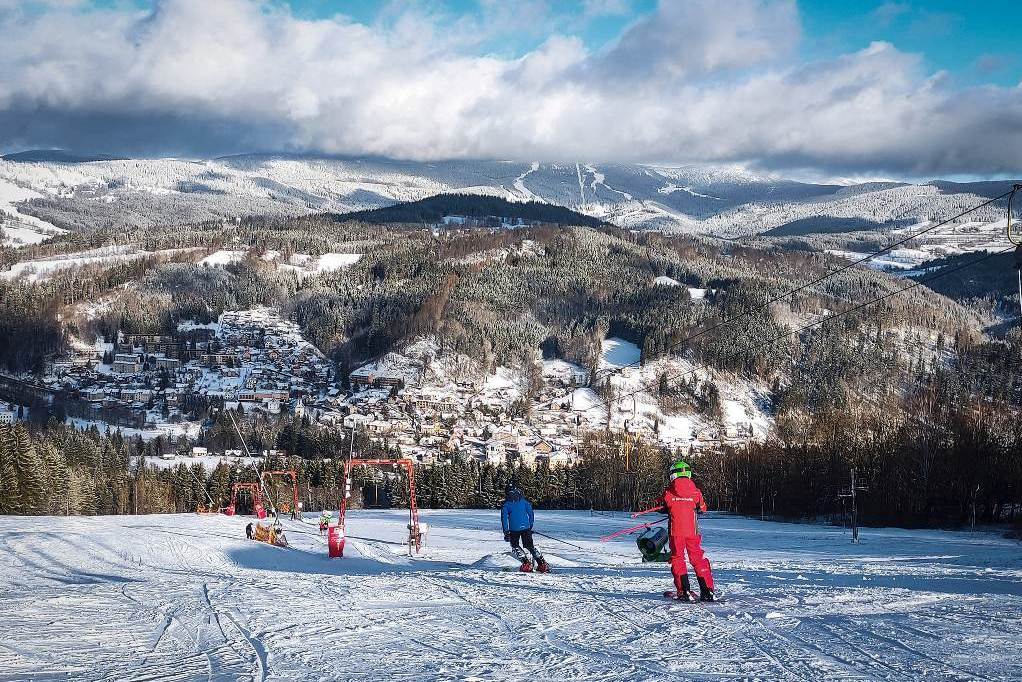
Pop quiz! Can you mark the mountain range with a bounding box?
[1,153,1016,262]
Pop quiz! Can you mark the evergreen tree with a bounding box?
[0,426,22,514]
[13,425,46,514]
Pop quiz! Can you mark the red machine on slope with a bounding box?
[340,458,422,555]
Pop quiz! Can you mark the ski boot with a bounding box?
[535,556,550,573]
[666,575,697,601]
[512,548,532,572]
[697,576,715,602]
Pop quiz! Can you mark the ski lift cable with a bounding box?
[1007,184,1022,246]
[585,244,1014,414]
[585,189,1013,382]
[1008,184,1022,318]
[183,460,220,510]
[535,188,1014,412]
[579,245,1016,415]
[227,407,279,519]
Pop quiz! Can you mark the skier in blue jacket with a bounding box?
[501,483,548,572]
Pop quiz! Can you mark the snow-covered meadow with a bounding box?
[1,510,1019,680]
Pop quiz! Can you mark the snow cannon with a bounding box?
[250,521,289,548]
[636,526,670,562]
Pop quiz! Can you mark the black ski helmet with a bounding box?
[505,483,520,498]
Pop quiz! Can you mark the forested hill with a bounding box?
[333,193,607,227]
[913,250,1020,308]
[1,149,124,163]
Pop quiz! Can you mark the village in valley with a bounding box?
[3,298,767,469]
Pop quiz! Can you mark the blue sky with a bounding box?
[84,0,1021,87]
[1,0,1020,175]
[281,0,1021,86]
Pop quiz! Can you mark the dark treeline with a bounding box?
[0,420,663,519]
[335,193,607,227]
[1,387,1019,544]
[4,213,988,383]
[6,405,1019,534]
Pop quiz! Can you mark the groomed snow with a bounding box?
[201,250,248,266]
[0,510,1019,680]
[600,337,640,371]
[69,417,203,440]
[2,246,199,282]
[314,252,361,272]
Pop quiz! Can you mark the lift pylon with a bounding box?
[340,458,422,554]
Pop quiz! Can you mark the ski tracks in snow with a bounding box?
[1,512,1020,681]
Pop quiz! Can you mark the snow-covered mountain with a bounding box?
[0,153,1015,255]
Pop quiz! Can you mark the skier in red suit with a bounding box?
[660,460,715,601]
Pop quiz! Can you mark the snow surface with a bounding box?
[0,157,1010,240]
[69,417,202,440]
[2,246,199,282]
[599,337,641,371]
[313,252,361,272]
[0,510,1019,680]
[0,177,66,245]
[201,249,248,266]
[135,455,262,471]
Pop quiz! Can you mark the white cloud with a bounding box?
[0,0,1019,176]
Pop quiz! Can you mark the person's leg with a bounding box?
[668,533,690,595]
[685,535,714,591]
[509,531,528,563]
[521,530,544,562]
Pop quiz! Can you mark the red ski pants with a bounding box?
[669,534,714,591]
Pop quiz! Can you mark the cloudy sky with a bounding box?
[1,0,1020,177]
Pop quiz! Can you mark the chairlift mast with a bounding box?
[838,468,869,544]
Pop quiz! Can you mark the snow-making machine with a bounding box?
[636,526,670,562]
[225,481,293,547]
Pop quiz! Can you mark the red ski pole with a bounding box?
[599,517,667,542]
[630,504,665,519]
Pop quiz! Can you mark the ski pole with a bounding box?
[600,517,667,542]
[630,504,665,519]
[532,530,587,552]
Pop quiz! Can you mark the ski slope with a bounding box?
[1,511,1020,680]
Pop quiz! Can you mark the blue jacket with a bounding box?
[501,493,534,533]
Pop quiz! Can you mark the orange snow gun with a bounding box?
[249,521,289,548]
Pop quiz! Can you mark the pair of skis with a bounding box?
[663,590,724,604]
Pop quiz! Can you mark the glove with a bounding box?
[503,532,510,542]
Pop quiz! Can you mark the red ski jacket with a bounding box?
[661,477,708,538]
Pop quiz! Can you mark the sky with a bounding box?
[0,0,1020,177]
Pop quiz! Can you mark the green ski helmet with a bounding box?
[670,460,692,479]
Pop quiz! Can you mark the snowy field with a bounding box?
[1,511,1020,681]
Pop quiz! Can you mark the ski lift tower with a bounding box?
[838,468,869,544]
[340,458,422,555]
